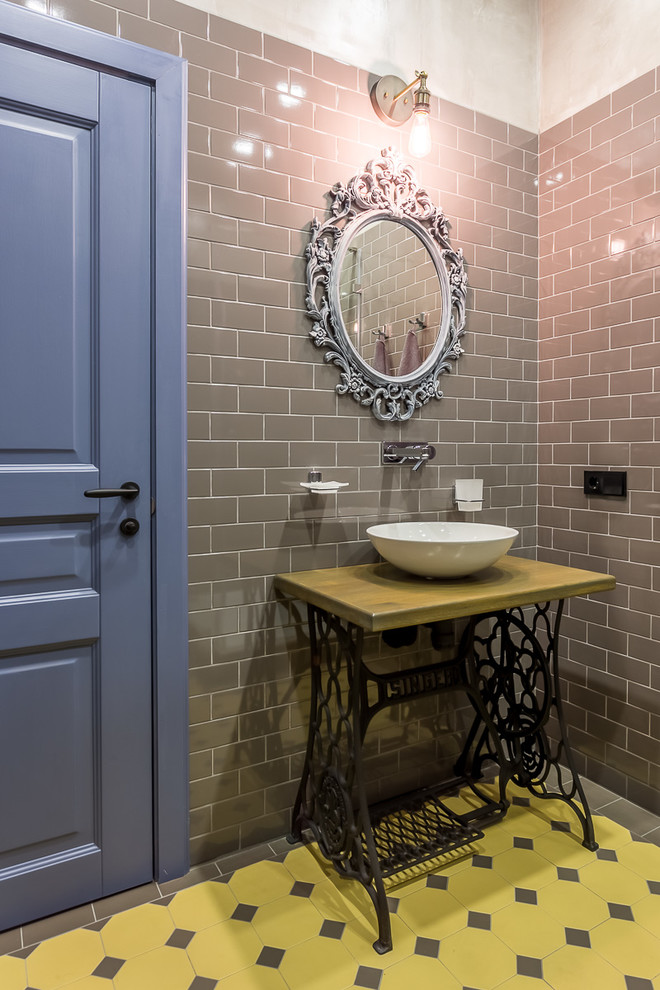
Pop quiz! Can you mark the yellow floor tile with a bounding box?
[490,900,566,957]
[341,913,416,968]
[252,893,324,947]
[167,878,237,930]
[498,804,554,839]
[492,847,557,887]
[589,916,660,979]
[449,862,515,913]
[310,878,366,924]
[26,929,105,990]
[283,844,331,883]
[186,918,262,980]
[379,953,461,989]
[228,860,294,905]
[0,955,27,990]
[537,879,610,929]
[579,859,650,904]
[617,838,660,881]
[543,944,628,990]
[532,829,597,870]
[439,926,517,988]
[496,977,554,990]
[113,944,194,990]
[396,886,467,940]
[216,965,289,989]
[101,902,174,958]
[635,894,660,939]
[56,979,114,990]
[591,815,634,850]
[278,935,357,990]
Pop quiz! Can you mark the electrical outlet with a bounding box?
[583,470,627,497]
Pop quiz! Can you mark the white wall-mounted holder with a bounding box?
[454,478,483,512]
[300,470,348,493]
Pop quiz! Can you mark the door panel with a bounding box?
[0,41,153,928]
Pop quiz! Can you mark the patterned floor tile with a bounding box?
[5,783,660,990]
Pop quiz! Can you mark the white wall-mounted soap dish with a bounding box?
[300,471,348,493]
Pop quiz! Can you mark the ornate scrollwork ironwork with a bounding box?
[304,148,468,422]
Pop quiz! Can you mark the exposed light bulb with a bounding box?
[408,107,431,159]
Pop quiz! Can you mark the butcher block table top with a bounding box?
[274,556,615,632]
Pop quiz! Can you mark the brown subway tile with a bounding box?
[51,0,116,33]
[209,14,262,55]
[118,11,179,54]
[181,33,235,74]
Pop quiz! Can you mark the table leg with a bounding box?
[463,602,597,851]
[288,605,392,953]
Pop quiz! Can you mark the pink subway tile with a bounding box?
[572,188,612,224]
[290,70,337,110]
[572,234,611,266]
[264,88,313,127]
[572,328,610,355]
[611,319,654,349]
[590,252,631,285]
[611,368,654,394]
[632,292,660,321]
[590,203,633,239]
[540,336,572,359]
[554,310,590,335]
[632,190,660,224]
[263,34,311,72]
[632,140,660,174]
[312,52,358,91]
[554,174,590,210]
[210,73,263,113]
[632,240,660,271]
[609,218,654,253]
[539,247,572,276]
[632,392,660,416]
[590,347,630,375]
[590,395,631,419]
[238,52,287,92]
[590,156,632,193]
[612,70,655,113]
[611,270,654,302]
[555,129,591,165]
[554,218,590,252]
[572,283,610,310]
[572,373,609,398]
[633,89,660,125]
[590,299,631,329]
[571,420,609,442]
[612,119,655,159]
[612,419,654,442]
[573,95,611,135]
[572,142,610,180]
[540,117,572,153]
[438,99,475,131]
[591,107,632,148]
[554,354,590,379]
[238,109,287,146]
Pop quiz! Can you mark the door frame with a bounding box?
[0,1,189,883]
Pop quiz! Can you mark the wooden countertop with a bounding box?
[274,556,615,632]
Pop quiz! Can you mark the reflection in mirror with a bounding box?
[305,147,467,422]
[338,219,443,378]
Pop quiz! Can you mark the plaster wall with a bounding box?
[540,0,660,131]
[172,0,540,132]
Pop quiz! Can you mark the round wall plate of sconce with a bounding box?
[370,75,415,125]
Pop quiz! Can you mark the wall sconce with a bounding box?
[370,70,432,159]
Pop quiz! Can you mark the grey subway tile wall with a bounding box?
[539,68,660,815]
[12,0,536,863]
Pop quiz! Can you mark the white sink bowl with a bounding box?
[366,521,519,579]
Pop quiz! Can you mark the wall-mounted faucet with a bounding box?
[382,441,436,471]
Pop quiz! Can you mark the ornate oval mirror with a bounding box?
[305,148,467,422]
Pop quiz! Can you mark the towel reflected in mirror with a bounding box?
[398,328,422,376]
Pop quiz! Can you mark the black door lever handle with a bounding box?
[84,481,140,500]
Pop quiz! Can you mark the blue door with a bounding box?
[0,40,153,928]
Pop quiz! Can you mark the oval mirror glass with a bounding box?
[337,218,445,379]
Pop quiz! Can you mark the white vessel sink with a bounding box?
[366,521,519,579]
